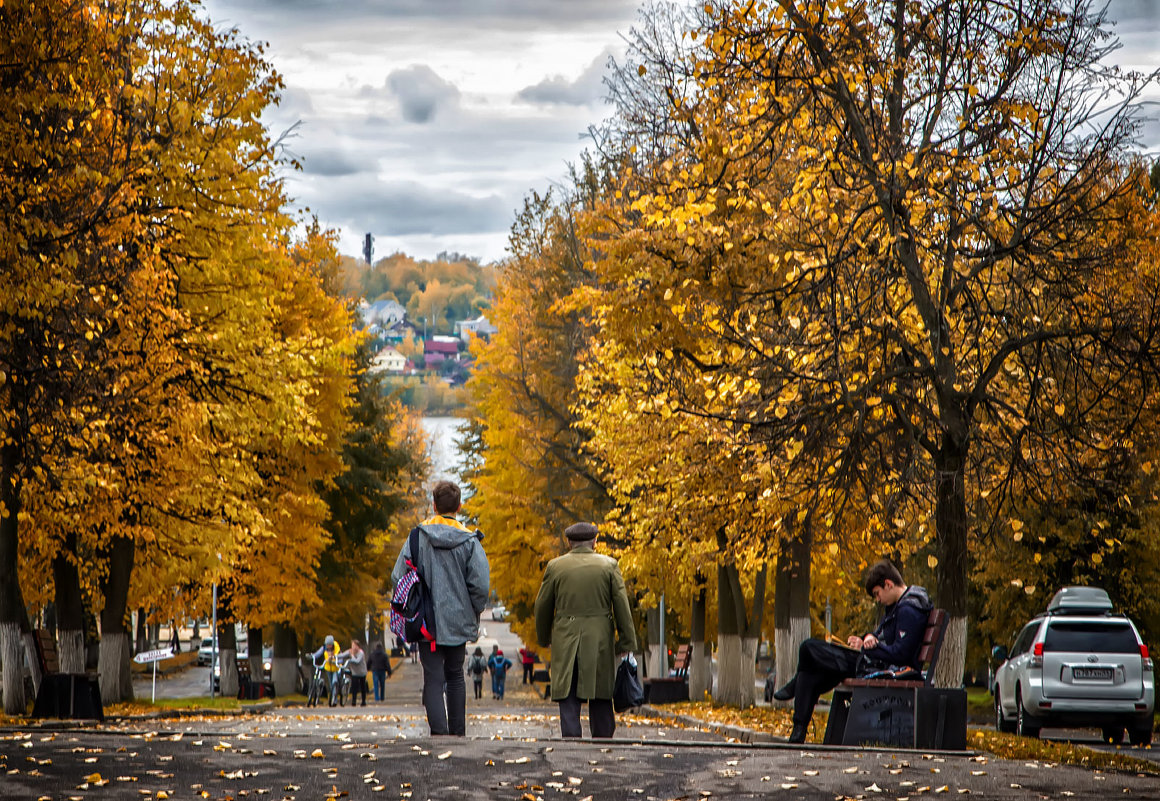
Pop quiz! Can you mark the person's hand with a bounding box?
[862,634,879,650]
[847,635,865,650]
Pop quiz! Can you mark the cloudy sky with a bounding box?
[199,0,1160,265]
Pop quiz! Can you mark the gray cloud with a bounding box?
[385,65,460,123]
[517,49,612,107]
[299,147,364,176]
[319,178,509,236]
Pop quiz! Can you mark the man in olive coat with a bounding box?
[534,522,637,738]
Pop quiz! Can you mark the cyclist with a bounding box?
[310,634,342,706]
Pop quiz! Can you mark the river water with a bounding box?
[420,416,468,485]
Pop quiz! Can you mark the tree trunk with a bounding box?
[53,532,86,673]
[645,607,663,679]
[713,545,767,708]
[689,574,711,700]
[248,625,264,679]
[218,617,239,698]
[773,515,812,706]
[271,622,299,697]
[98,535,135,704]
[135,608,147,654]
[0,440,28,715]
[934,442,969,688]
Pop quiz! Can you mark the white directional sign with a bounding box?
[133,647,174,664]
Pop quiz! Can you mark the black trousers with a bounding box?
[558,662,615,738]
[350,675,367,705]
[791,638,861,726]
[419,644,467,735]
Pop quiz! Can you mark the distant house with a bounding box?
[358,298,406,329]
[369,346,406,373]
[455,315,498,343]
[425,336,461,358]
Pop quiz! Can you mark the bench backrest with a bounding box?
[34,629,60,675]
[917,608,948,686]
[672,644,691,675]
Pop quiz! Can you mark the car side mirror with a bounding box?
[991,645,1008,662]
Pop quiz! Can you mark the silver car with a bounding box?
[992,586,1154,745]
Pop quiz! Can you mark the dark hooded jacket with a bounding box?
[391,516,489,646]
[860,585,932,671]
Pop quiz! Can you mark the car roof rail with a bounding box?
[1046,586,1113,614]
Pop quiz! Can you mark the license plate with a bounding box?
[1073,667,1113,680]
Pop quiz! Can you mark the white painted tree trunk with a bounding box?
[773,615,811,707]
[271,657,298,697]
[738,636,758,708]
[714,633,742,705]
[24,630,42,696]
[219,647,239,698]
[1,622,25,714]
[933,615,967,688]
[99,632,133,704]
[58,629,85,674]
[689,639,711,701]
[715,635,758,707]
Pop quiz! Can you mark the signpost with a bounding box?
[133,646,175,703]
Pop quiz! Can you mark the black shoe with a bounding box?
[772,680,796,702]
[788,723,808,744]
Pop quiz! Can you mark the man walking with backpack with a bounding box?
[391,481,489,736]
[467,646,486,699]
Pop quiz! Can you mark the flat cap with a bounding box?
[564,522,598,541]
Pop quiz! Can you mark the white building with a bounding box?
[369,346,407,373]
[454,315,498,343]
[359,298,406,329]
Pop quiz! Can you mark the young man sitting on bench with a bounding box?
[771,559,932,743]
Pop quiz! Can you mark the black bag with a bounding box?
[389,529,437,648]
[613,655,644,712]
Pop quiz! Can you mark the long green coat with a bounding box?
[534,546,637,701]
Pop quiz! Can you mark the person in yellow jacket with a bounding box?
[311,635,341,706]
[534,522,636,738]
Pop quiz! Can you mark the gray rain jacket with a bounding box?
[391,518,490,647]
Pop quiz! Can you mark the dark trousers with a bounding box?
[791,638,861,726]
[372,669,387,701]
[558,662,615,738]
[472,677,483,699]
[350,675,368,706]
[419,644,467,735]
[522,663,534,683]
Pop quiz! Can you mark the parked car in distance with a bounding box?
[992,586,1154,745]
[197,638,215,666]
[490,605,507,621]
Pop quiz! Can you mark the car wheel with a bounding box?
[994,688,1016,734]
[1128,724,1154,747]
[1015,685,1041,739]
[1102,725,1125,745]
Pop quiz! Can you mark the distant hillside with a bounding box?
[338,251,497,336]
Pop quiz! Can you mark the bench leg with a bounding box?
[823,688,852,745]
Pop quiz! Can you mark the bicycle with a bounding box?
[304,654,332,708]
[333,657,352,707]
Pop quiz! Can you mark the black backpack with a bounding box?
[389,528,437,649]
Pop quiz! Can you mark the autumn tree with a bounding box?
[589,0,1160,687]
[466,181,614,650]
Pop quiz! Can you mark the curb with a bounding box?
[634,704,776,744]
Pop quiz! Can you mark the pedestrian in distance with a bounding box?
[488,648,512,699]
[368,641,391,702]
[391,480,489,736]
[518,646,537,684]
[338,639,368,707]
[467,646,486,699]
[771,558,932,743]
[534,522,637,738]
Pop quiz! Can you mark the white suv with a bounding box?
[992,586,1154,745]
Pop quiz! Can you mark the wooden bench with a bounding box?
[31,629,103,720]
[823,608,966,750]
[236,656,275,700]
[644,644,691,704]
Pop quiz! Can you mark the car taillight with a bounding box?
[1033,642,1044,657]
[1141,644,1150,659]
